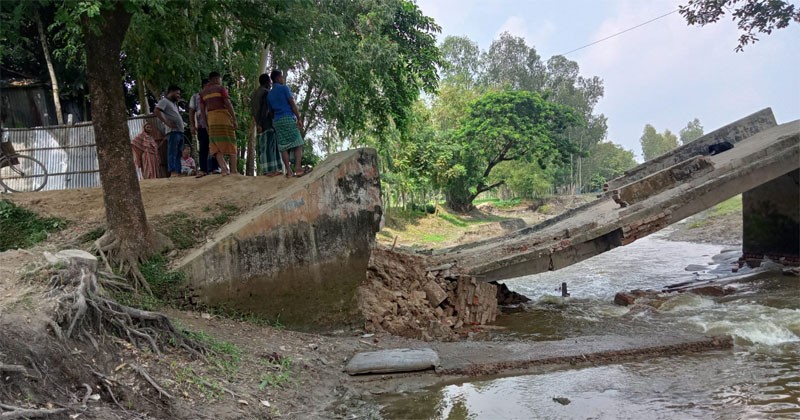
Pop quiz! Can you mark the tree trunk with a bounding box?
[36,10,63,125]
[446,190,477,213]
[137,77,149,114]
[83,3,164,282]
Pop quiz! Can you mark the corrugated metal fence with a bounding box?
[1,115,162,191]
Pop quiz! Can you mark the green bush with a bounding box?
[0,200,67,251]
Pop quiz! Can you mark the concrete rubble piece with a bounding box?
[345,348,439,375]
[358,248,502,341]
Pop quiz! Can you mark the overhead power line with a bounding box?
[559,9,679,56]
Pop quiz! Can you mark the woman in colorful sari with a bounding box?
[267,69,308,177]
[131,121,160,179]
[199,71,239,175]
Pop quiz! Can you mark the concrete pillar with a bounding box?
[742,169,800,265]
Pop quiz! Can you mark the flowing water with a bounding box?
[381,231,800,419]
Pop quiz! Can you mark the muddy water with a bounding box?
[381,232,800,419]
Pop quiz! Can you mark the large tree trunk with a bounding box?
[35,9,63,125]
[83,3,165,288]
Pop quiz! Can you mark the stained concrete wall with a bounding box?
[176,148,382,330]
[742,169,800,264]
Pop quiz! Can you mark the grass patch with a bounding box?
[155,204,239,250]
[422,233,447,243]
[183,329,241,379]
[537,204,552,214]
[437,211,468,227]
[710,195,742,217]
[259,355,293,390]
[474,197,522,208]
[687,195,742,229]
[111,254,186,311]
[0,199,67,251]
[80,226,106,243]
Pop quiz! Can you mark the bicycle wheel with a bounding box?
[0,154,48,193]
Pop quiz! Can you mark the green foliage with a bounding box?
[582,142,637,191]
[259,356,293,390]
[113,254,186,310]
[440,90,578,211]
[679,0,799,51]
[679,118,704,145]
[0,200,67,251]
[640,124,680,161]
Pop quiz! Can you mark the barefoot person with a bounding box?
[200,72,238,175]
[267,70,307,177]
[250,73,282,176]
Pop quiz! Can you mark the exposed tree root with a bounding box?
[129,363,174,400]
[0,403,66,419]
[94,232,152,294]
[49,263,207,360]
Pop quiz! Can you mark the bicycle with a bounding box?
[0,140,48,193]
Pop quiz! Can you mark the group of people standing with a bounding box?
[131,70,308,180]
[249,69,309,178]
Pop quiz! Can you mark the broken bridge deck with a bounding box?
[430,118,800,282]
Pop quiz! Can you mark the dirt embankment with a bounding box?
[666,209,743,245]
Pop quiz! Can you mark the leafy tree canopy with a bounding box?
[679,0,800,51]
[640,124,680,161]
[440,90,579,211]
[679,118,704,145]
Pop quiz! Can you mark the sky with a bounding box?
[416,0,800,160]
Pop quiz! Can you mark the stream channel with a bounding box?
[380,230,800,419]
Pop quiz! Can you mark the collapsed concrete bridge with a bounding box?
[429,108,800,282]
[178,108,797,330]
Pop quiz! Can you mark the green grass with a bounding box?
[688,195,742,229]
[259,356,293,390]
[155,204,239,250]
[422,233,447,243]
[111,254,186,311]
[473,197,522,208]
[0,199,67,251]
[437,212,469,227]
[710,195,742,217]
[80,226,106,243]
[183,329,241,379]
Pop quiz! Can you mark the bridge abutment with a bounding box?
[742,169,800,266]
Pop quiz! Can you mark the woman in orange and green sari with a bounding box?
[199,71,238,175]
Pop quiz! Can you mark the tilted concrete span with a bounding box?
[430,110,799,282]
[176,148,382,330]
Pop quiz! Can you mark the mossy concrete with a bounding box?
[176,148,382,330]
[743,169,800,263]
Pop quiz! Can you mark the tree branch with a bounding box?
[476,180,505,194]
